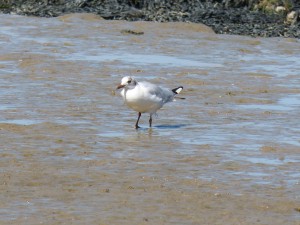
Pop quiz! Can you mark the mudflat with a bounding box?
[0,14,299,224]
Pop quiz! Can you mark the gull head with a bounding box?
[117,76,137,90]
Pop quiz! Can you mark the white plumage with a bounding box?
[117,76,183,128]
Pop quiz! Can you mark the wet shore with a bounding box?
[0,0,300,38]
[1,13,300,224]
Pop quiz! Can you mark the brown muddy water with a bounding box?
[0,13,300,224]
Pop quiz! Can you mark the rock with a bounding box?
[275,6,286,13]
[287,11,297,23]
[286,10,299,25]
[120,29,144,35]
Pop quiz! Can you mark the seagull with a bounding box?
[116,76,183,129]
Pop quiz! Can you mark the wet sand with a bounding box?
[0,13,300,224]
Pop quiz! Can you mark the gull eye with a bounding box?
[128,80,132,84]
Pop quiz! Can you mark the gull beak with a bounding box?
[116,84,125,90]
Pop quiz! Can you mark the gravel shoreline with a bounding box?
[0,0,299,38]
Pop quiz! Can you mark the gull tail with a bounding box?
[172,86,183,94]
[172,86,185,100]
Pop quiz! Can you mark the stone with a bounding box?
[287,11,297,23]
[275,6,286,13]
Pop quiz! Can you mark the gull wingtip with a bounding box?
[172,86,183,94]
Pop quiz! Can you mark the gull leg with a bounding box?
[135,112,141,129]
[149,114,152,127]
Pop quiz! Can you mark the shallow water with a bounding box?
[0,13,300,224]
